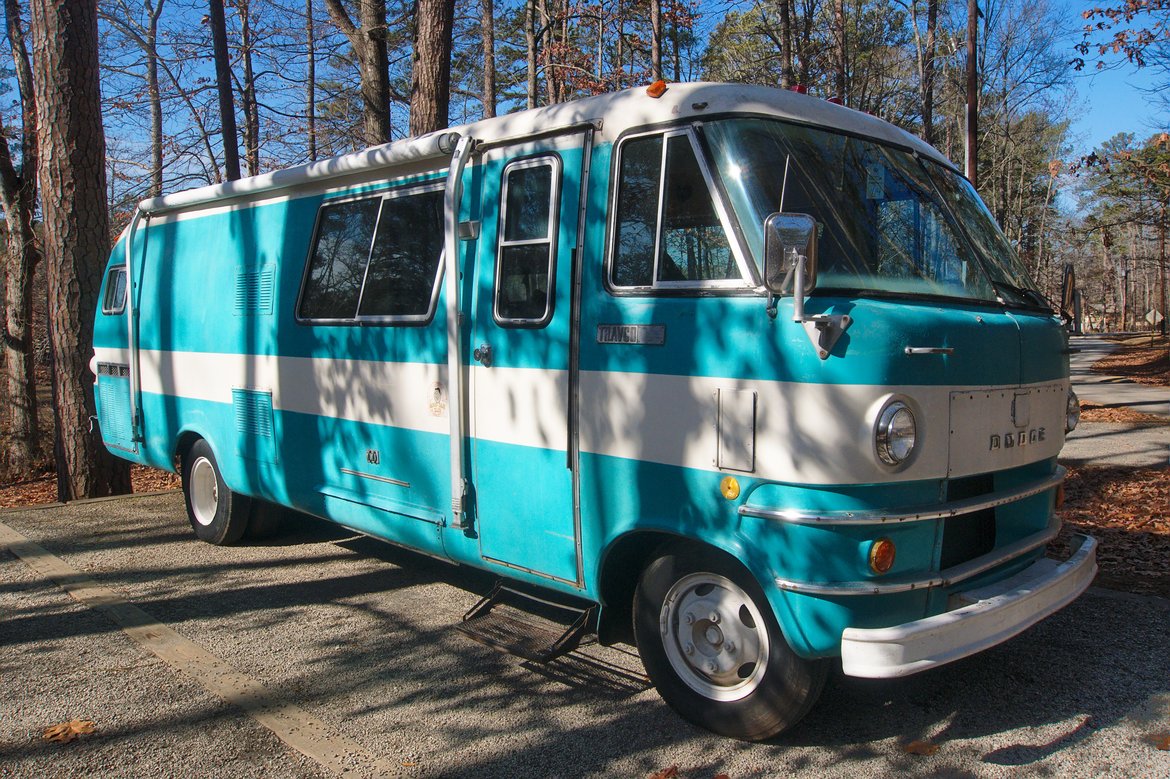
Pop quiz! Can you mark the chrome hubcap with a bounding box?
[660,572,769,701]
[189,456,219,527]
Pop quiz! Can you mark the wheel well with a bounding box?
[596,531,677,646]
[174,431,203,470]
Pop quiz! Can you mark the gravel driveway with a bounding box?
[2,492,1168,778]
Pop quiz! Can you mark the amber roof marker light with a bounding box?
[646,80,668,98]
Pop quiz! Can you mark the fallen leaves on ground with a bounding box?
[1091,336,1169,388]
[1079,402,1169,424]
[1052,466,1170,598]
[647,767,680,779]
[1148,732,1170,751]
[902,739,940,756]
[0,465,179,509]
[42,720,95,743]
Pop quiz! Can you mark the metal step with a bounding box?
[456,582,596,663]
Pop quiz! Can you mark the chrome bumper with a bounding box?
[839,533,1097,678]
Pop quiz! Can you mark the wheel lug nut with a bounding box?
[709,611,720,624]
[684,612,694,625]
[685,643,695,655]
[706,661,718,673]
[725,641,736,653]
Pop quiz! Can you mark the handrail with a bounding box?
[123,207,145,448]
[444,134,475,528]
[739,468,1064,526]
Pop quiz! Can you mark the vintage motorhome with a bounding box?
[93,82,1096,740]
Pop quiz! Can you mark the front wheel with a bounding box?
[181,439,251,545]
[633,543,827,741]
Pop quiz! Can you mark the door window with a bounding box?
[494,156,560,326]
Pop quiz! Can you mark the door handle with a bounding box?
[472,343,493,367]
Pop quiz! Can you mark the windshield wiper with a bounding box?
[992,280,1051,310]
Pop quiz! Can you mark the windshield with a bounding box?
[702,118,1046,307]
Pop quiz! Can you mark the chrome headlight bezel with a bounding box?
[1065,388,1080,434]
[875,399,918,467]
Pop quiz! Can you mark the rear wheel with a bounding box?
[633,542,827,741]
[181,439,250,545]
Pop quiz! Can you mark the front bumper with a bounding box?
[839,533,1097,678]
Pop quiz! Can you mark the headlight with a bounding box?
[875,400,917,466]
[1066,388,1080,433]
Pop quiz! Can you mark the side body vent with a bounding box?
[234,265,275,315]
[232,388,278,463]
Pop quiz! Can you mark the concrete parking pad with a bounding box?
[2,493,1169,778]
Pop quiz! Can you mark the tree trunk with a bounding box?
[146,1,164,196]
[306,0,317,160]
[525,0,537,109]
[778,0,794,88]
[240,0,260,176]
[409,0,453,136]
[965,0,978,185]
[324,0,390,146]
[923,0,937,146]
[208,0,241,180]
[650,0,662,81]
[833,0,846,101]
[29,0,131,500]
[0,0,39,477]
[481,0,496,118]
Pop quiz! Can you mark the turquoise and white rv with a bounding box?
[93,82,1097,740]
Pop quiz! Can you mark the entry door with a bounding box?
[471,134,586,585]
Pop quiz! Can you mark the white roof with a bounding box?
[138,82,953,214]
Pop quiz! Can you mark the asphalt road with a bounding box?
[3,492,1169,778]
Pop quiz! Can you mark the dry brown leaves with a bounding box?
[1149,732,1170,751]
[0,465,179,509]
[1091,337,1170,388]
[1053,465,1170,598]
[42,720,95,744]
[1079,402,1169,424]
[902,739,940,756]
[645,768,729,779]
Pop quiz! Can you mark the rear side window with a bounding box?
[298,184,445,324]
[495,157,560,325]
[610,129,750,291]
[102,266,127,314]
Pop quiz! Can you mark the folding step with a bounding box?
[456,582,597,663]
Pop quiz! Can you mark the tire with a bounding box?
[245,499,285,540]
[633,542,828,741]
[181,439,251,545]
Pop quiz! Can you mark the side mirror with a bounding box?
[1060,263,1076,321]
[764,212,818,295]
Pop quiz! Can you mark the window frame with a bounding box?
[492,154,562,328]
[295,181,447,327]
[605,125,758,294]
[101,265,127,315]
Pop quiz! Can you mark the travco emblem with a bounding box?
[990,428,1045,450]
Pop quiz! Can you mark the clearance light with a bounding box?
[1055,481,1065,510]
[869,538,896,575]
[720,476,740,500]
[646,80,667,98]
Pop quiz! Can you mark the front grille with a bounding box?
[941,474,997,569]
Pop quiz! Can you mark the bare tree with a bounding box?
[0,0,40,476]
[325,0,391,145]
[30,0,131,499]
[481,0,496,118]
[306,0,318,159]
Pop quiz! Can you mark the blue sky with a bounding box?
[1069,63,1168,152]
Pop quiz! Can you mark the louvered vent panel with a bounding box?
[234,265,275,314]
[232,389,273,437]
[98,375,133,445]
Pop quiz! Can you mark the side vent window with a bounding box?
[298,183,445,324]
[494,157,559,326]
[102,266,127,315]
[610,129,748,291]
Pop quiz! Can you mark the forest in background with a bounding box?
[0,0,1167,495]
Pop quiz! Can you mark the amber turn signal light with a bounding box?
[869,538,896,575]
[720,476,740,500]
[646,80,667,98]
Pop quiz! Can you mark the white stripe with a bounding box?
[94,347,1066,484]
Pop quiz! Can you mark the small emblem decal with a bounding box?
[596,324,666,346]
